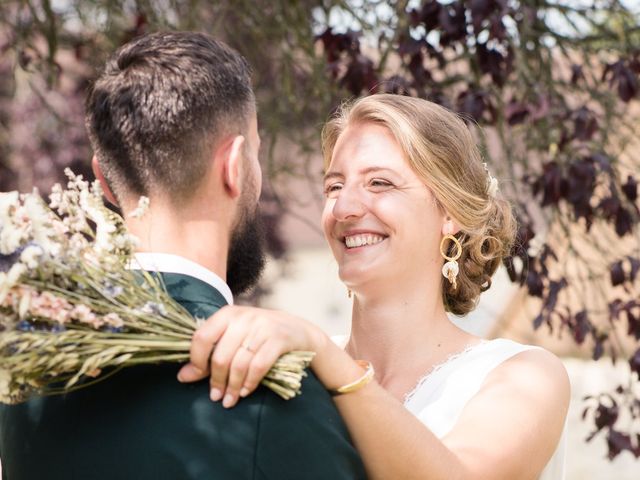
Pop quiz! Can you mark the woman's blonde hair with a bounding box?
[321,94,516,315]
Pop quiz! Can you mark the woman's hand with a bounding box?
[177,305,326,408]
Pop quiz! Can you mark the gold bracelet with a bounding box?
[329,360,375,396]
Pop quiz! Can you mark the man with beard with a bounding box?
[0,32,365,480]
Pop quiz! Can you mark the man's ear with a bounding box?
[91,156,119,206]
[219,134,246,199]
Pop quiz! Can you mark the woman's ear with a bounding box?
[91,156,119,206]
[441,217,461,236]
[220,134,246,199]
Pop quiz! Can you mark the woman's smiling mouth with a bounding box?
[343,233,387,249]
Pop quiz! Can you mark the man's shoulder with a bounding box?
[0,365,262,479]
[255,371,366,479]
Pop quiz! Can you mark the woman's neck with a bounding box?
[346,279,476,394]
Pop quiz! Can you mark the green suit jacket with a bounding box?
[0,273,366,479]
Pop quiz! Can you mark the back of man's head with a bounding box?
[85,31,254,204]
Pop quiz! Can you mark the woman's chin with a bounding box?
[338,266,378,291]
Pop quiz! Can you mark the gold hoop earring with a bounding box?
[440,234,462,289]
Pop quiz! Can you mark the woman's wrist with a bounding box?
[329,360,375,396]
[310,334,373,393]
[307,322,330,358]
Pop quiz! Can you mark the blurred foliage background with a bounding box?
[0,0,639,460]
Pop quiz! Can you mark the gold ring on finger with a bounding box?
[241,341,256,354]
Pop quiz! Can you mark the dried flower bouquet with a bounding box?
[0,170,313,404]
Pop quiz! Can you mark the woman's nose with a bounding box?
[331,184,367,221]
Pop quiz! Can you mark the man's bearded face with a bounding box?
[226,166,266,296]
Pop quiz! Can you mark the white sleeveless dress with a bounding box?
[402,338,567,480]
[333,336,567,480]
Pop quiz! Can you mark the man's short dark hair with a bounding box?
[85,31,254,202]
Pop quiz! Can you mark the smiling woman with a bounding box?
[180,93,570,480]
[321,121,450,305]
[321,94,516,316]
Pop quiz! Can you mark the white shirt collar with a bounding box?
[130,252,234,305]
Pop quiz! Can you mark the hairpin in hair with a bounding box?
[483,162,499,197]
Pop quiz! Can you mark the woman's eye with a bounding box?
[324,183,343,197]
[369,179,393,190]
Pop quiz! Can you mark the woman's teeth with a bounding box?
[345,234,385,249]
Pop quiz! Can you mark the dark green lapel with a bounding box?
[160,272,228,319]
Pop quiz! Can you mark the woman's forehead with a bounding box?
[331,123,405,167]
[326,122,433,189]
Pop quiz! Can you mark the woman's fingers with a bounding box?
[222,335,268,407]
[223,338,285,408]
[240,339,285,398]
[178,306,319,407]
[207,318,253,402]
[177,307,231,382]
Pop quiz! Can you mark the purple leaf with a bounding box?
[545,279,566,313]
[582,406,590,420]
[617,66,638,102]
[566,158,596,225]
[398,37,424,56]
[457,89,491,122]
[470,0,496,31]
[503,256,518,282]
[535,162,567,206]
[408,53,431,88]
[573,106,598,141]
[598,195,621,219]
[408,8,422,28]
[383,75,411,95]
[593,334,606,361]
[571,64,584,84]
[626,310,640,340]
[532,312,545,330]
[614,206,633,237]
[603,60,639,103]
[340,54,378,96]
[590,152,613,173]
[419,0,442,31]
[622,175,638,203]
[476,43,508,86]
[607,429,633,460]
[438,1,467,45]
[526,270,544,297]
[488,14,507,41]
[573,310,591,344]
[608,299,624,320]
[629,257,640,283]
[610,261,625,286]
[505,99,529,125]
[317,28,361,62]
[630,347,640,377]
[595,402,618,432]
